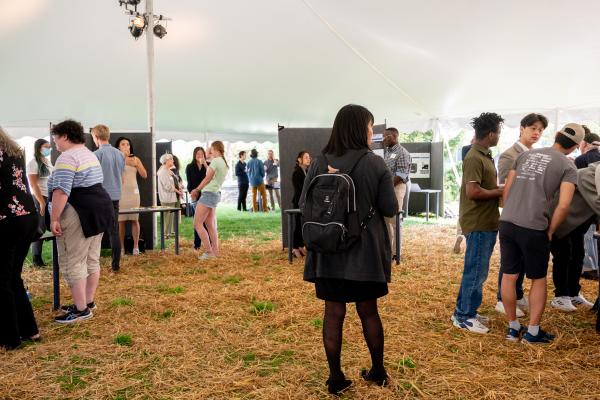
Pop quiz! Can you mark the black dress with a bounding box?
[291,165,306,249]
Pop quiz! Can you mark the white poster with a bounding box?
[410,153,430,178]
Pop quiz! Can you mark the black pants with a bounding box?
[31,195,48,259]
[238,183,249,211]
[108,200,121,271]
[0,213,39,349]
[550,218,595,297]
[293,213,304,248]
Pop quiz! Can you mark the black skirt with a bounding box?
[314,278,388,303]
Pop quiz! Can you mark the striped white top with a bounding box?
[48,145,104,197]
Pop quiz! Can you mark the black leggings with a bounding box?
[0,213,39,349]
[322,299,385,380]
[237,183,249,211]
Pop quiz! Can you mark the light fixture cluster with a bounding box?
[118,0,169,40]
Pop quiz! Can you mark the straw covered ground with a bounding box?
[3,223,600,399]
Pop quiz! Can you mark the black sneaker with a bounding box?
[522,329,555,344]
[60,302,97,314]
[505,326,527,342]
[55,307,93,324]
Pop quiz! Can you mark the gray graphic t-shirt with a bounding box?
[500,147,577,231]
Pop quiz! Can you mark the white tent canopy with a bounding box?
[2,0,600,142]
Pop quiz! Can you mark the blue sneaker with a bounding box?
[505,326,527,342]
[522,329,555,344]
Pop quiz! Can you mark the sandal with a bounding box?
[326,377,352,395]
[360,369,388,387]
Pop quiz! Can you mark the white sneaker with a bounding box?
[132,248,140,256]
[571,293,594,308]
[551,296,577,312]
[198,252,215,260]
[475,314,490,326]
[516,297,529,312]
[495,301,525,317]
[451,315,489,334]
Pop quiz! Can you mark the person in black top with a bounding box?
[302,105,398,395]
[185,147,209,249]
[235,151,249,211]
[574,126,600,169]
[0,126,41,349]
[291,151,311,257]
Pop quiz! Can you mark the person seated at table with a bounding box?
[186,147,210,250]
[48,119,114,323]
[291,150,311,257]
[0,126,41,349]
[157,153,181,239]
[27,138,54,267]
[115,137,147,255]
[193,141,229,260]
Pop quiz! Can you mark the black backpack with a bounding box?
[300,152,375,253]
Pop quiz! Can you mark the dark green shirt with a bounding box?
[459,144,499,234]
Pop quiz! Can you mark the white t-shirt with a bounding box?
[27,158,54,197]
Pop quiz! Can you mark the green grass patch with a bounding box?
[30,297,52,309]
[114,334,133,346]
[311,318,323,328]
[397,357,416,370]
[157,285,184,295]
[251,300,274,315]
[223,275,242,285]
[69,355,99,365]
[111,297,133,307]
[57,367,93,391]
[160,310,174,319]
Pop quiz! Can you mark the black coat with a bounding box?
[185,162,208,193]
[291,165,306,208]
[302,149,398,283]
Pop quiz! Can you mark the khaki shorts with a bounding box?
[56,206,103,285]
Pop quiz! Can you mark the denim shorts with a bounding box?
[197,191,221,209]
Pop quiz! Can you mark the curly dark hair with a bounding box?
[115,136,135,157]
[51,119,85,144]
[471,112,504,140]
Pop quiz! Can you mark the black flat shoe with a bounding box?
[326,378,352,395]
[360,369,388,387]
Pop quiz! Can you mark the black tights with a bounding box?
[323,299,384,380]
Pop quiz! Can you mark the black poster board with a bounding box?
[278,124,387,248]
[51,131,157,249]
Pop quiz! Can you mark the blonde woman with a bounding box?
[191,141,229,259]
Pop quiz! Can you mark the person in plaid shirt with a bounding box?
[383,127,411,260]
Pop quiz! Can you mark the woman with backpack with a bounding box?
[301,104,398,395]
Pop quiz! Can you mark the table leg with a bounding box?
[52,237,59,311]
[395,212,401,265]
[288,213,294,264]
[174,210,180,255]
[160,211,165,250]
[426,193,430,222]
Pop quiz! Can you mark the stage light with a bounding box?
[132,15,145,28]
[129,16,146,39]
[153,24,167,39]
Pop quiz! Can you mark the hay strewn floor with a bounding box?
[3,224,600,399]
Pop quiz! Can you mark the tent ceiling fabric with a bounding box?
[2,0,600,141]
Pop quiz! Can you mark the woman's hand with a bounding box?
[51,220,62,236]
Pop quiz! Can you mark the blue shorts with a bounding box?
[197,191,221,209]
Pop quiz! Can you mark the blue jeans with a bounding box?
[497,270,524,301]
[454,231,497,319]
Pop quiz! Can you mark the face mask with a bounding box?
[41,148,51,157]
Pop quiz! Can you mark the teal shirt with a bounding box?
[204,157,229,192]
